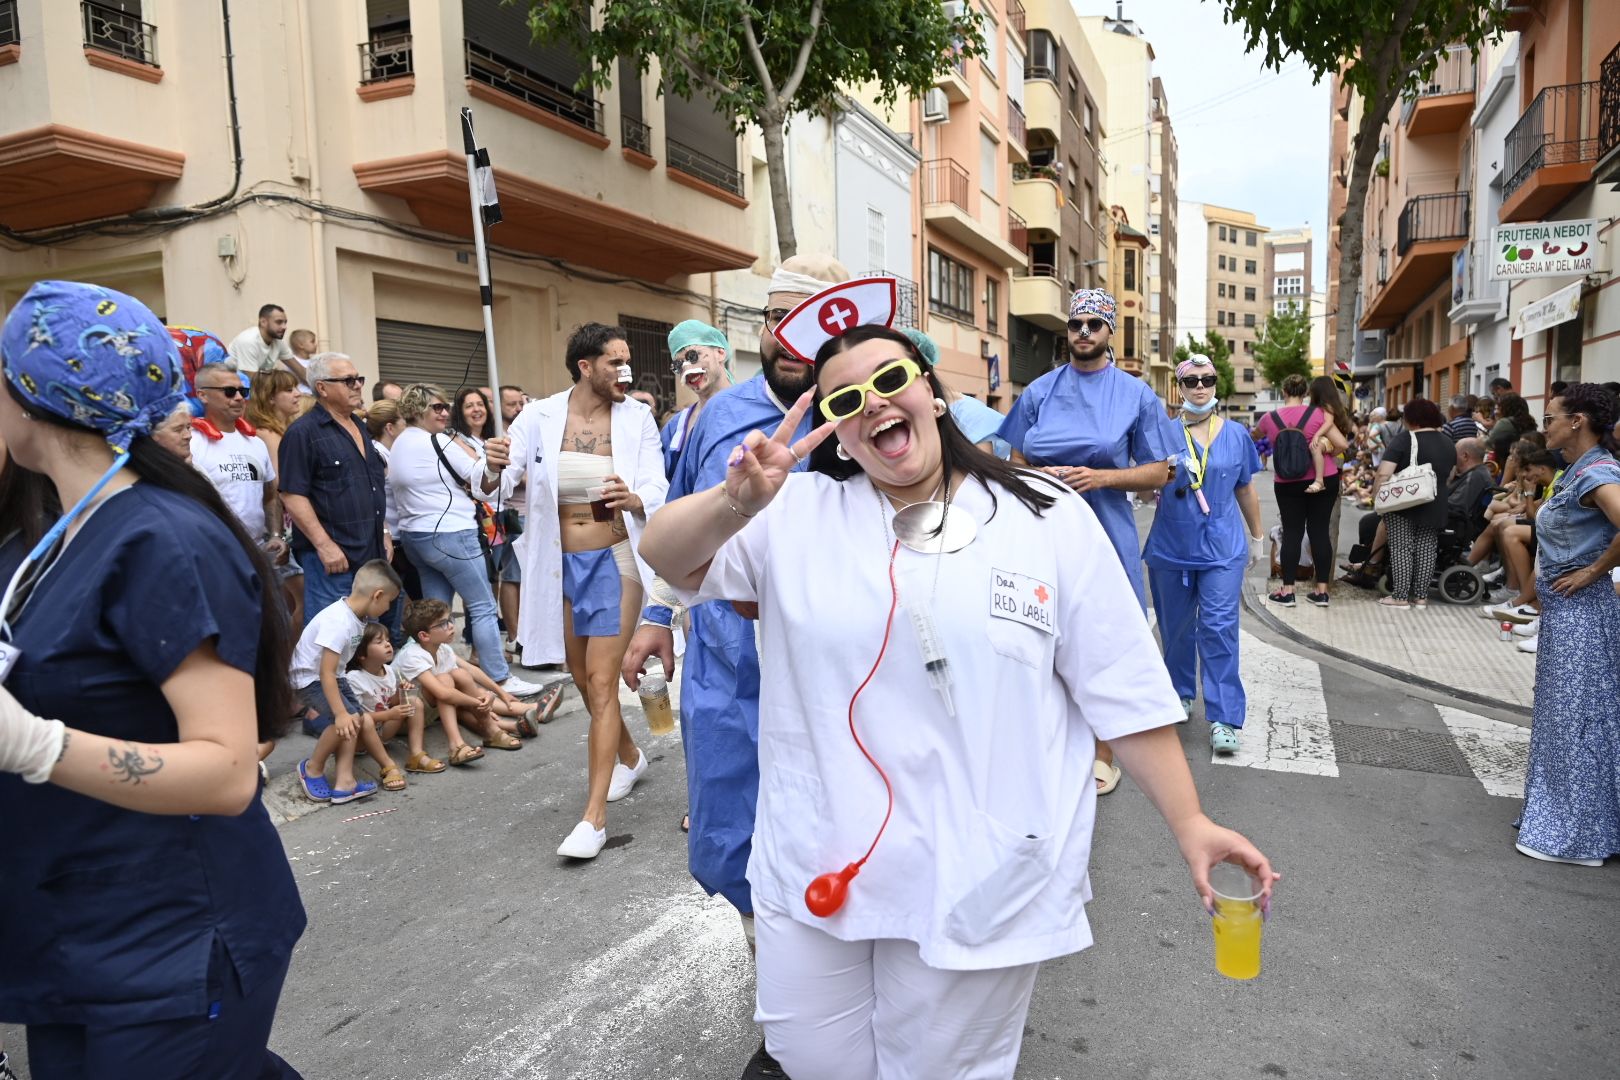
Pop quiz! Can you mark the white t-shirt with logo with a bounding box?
[190,428,275,538]
[345,663,401,712]
[396,640,459,681]
[289,599,366,688]
[228,326,296,374]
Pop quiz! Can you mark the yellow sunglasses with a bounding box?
[819,358,923,422]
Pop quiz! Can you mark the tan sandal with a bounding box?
[405,751,446,774]
[378,765,407,792]
[448,744,485,767]
[483,731,523,751]
[1094,759,1122,795]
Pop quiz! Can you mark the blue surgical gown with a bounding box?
[0,486,306,1026]
[660,404,700,480]
[645,375,810,913]
[997,362,1177,604]
[1143,418,1263,570]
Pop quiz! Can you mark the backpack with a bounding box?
[1269,406,1318,482]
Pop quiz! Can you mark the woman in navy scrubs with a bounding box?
[0,281,306,1078]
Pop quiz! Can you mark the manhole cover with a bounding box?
[1328,722,1473,776]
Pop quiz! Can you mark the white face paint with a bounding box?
[616,364,633,385]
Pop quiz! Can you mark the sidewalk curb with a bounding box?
[1242,588,1533,720]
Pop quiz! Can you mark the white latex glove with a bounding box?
[1247,534,1265,569]
[0,682,67,784]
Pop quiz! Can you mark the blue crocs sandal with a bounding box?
[329,780,379,805]
[1210,723,1240,755]
[298,759,331,802]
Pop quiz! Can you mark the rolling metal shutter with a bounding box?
[376,319,488,392]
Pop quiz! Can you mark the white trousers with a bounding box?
[753,904,1040,1080]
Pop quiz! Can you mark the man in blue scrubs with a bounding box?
[623,254,849,1080]
[660,320,734,479]
[997,288,1177,608]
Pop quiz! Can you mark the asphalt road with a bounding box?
[5,498,1618,1079]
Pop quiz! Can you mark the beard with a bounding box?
[1069,337,1109,363]
[763,351,815,403]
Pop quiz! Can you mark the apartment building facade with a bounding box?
[0,0,772,410]
[1179,202,1269,420]
[1148,75,1179,400]
[1108,205,1151,375]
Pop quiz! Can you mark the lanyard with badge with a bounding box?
[1180,416,1223,515]
[0,454,127,682]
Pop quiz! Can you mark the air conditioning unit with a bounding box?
[942,0,966,20]
[923,88,950,123]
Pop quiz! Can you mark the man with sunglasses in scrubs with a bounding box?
[998,288,1178,792]
[623,254,849,1078]
[661,320,735,479]
[189,362,286,570]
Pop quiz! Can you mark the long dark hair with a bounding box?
[806,325,1060,519]
[0,450,60,549]
[1308,376,1354,443]
[452,386,495,441]
[1498,393,1536,434]
[5,383,293,741]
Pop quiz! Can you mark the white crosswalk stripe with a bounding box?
[1219,631,1338,776]
[1209,632,1529,797]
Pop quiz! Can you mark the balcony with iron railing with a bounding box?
[1501,80,1599,222]
[1006,0,1026,42]
[465,40,604,140]
[1401,48,1476,137]
[621,115,653,159]
[1010,261,1066,332]
[1007,99,1028,158]
[1361,191,1467,330]
[82,0,157,68]
[937,49,970,103]
[667,137,743,198]
[923,158,970,212]
[922,158,1026,269]
[358,31,413,94]
[861,271,920,329]
[1596,43,1620,187]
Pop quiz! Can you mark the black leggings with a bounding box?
[1275,475,1340,587]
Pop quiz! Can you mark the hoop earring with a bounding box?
[932,398,947,418]
[836,442,852,461]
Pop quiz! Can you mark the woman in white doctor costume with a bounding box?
[640,286,1278,1080]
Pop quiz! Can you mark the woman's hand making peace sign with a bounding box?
[723,391,835,517]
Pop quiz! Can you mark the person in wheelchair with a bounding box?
[1345,436,1492,600]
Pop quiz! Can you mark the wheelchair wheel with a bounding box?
[1438,564,1483,605]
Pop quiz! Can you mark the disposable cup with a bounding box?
[638,669,675,736]
[586,485,614,522]
[1209,862,1264,980]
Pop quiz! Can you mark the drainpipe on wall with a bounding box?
[709,271,718,324]
[294,0,330,350]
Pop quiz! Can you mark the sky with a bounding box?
[1072,0,1331,285]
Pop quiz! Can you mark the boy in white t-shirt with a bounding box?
[345,621,438,789]
[398,599,541,767]
[290,560,401,804]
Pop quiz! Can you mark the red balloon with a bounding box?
[805,864,860,917]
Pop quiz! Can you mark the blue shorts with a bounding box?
[297,678,363,736]
[562,547,623,637]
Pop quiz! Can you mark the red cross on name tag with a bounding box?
[991,568,1056,634]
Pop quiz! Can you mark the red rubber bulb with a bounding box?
[805,863,861,917]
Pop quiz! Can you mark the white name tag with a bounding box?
[991,568,1056,635]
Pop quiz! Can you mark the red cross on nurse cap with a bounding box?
[770,277,898,363]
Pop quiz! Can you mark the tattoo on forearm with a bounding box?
[106,743,165,785]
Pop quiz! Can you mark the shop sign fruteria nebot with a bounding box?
[1490,219,1599,280]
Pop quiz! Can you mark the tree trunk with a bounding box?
[1333,92,1398,370]
[759,111,798,262]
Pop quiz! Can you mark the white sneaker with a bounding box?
[1512,619,1540,638]
[607,749,647,802]
[1482,566,1505,586]
[1179,697,1194,723]
[1486,603,1538,624]
[1515,635,1538,654]
[499,675,545,698]
[557,820,607,859]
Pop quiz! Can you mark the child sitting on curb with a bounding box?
[396,599,540,766]
[345,621,440,789]
[290,559,401,804]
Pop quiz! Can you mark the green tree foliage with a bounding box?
[1253,301,1314,388]
[1216,0,1507,366]
[521,0,983,261]
[1173,330,1237,401]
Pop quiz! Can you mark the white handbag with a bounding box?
[1374,461,1437,514]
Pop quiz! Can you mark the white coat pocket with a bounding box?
[987,618,1051,669]
[944,808,1055,946]
[758,763,830,889]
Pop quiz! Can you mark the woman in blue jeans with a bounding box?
[388,384,542,698]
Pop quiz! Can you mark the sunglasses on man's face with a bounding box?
[1067,318,1108,336]
[200,385,249,398]
[320,375,366,389]
[1180,374,1220,389]
[819,358,922,423]
[763,308,792,327]
[671,348,706,374]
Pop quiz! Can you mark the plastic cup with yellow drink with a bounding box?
[1209,862,1265,980]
